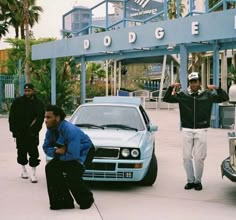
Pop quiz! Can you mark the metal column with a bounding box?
[113,60,117,95]
[118,61,122,90]
[105,60,109,96]
[180,44,188,90]
[80,56,86,104]
[51,58,56,105]
[158,55,167,108]
[212,43,220,128]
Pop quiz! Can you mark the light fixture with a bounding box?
[102,51,114,54]
[167,44,176,51]
[134,47,151,51]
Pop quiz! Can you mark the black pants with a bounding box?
[45,158,94,208]
[16,134,40,167]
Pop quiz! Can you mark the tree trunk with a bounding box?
[24,0,30,83]
[14,26,19,39]
[20,23,25,39]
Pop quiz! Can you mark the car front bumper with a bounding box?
[46,156,152,182]
[221,157,236,182]
[83,158,151,182]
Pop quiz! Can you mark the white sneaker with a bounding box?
[21,170,29,179]
[30,175,38,183]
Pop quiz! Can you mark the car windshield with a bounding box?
[70,105,145,131]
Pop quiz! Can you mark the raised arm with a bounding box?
[163,83,181,103]
[207,85,229,103]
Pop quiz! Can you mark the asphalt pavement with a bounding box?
[1,109,236,220]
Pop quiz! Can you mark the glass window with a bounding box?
[70,105,145,131]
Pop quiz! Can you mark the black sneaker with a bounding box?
[50,203,75,210]
[194,182,203,191]
[80,198,94,210]
[184,182,195,190]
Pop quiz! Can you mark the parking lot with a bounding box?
[1,109,236,220]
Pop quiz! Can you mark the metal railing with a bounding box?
[0,75,24,112]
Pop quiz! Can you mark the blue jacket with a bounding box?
[43,120,93,163]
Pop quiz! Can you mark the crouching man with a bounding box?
[43,104,94,210]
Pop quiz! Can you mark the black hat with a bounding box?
[24,83,34,90]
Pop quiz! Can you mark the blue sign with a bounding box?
[126,0,164,21]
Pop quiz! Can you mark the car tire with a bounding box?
[139,153,158,186]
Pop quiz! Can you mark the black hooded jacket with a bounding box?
[9,95,45,137]
[163,87,229,129]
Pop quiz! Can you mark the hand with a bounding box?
[207,85,218,90]
[171,83,181,88]
[55,146,67,154]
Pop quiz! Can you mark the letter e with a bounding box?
[192,22,199,35]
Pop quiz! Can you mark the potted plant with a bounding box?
[228,64,236,103]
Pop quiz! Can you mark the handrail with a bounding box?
[62,0,236,38]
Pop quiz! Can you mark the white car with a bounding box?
[221,131,236,182]
[69,96,158,186]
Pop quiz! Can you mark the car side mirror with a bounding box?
[148,124,158,132]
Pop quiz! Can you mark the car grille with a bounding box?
[86,162,116,171]
[83,171,132,179]
[95,147,119,159]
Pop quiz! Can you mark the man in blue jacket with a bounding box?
[43,104,94,210]
[163,72,229,191]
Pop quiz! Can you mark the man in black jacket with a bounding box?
[163,72,229,191]
[9,83,45,183]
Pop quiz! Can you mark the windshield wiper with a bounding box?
[102,124,138,131]
[75,123,104,129]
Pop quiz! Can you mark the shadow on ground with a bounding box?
[86,181,148,192]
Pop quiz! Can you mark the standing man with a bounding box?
[43,104,94,210]
[163,72,229,191]
[9,83,45,183]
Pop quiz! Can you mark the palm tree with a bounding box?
[0,0,21,38]
[168,0,185,20]
[21,0,43,39]
[0,0,43,39]
[0,0,43,82]
[208,0,235,11]
[6,0,21,38]
[86,62,106,84]
[0,16,9,39]
[0,1,9,38]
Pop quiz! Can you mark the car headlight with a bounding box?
[131,149,139,158]
[121,148,130,157]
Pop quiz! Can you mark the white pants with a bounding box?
[182,128,207,184]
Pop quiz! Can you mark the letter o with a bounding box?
[84,39,90,50]
[129,32,137,44]
[104,36,112,47]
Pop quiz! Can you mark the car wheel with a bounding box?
[139,153,158,186]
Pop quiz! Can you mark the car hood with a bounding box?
[83,129,144,148]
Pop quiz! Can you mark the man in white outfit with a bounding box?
[163,72,229,190]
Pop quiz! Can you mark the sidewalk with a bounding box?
[0,109,235,220]
[0,115,101,220]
